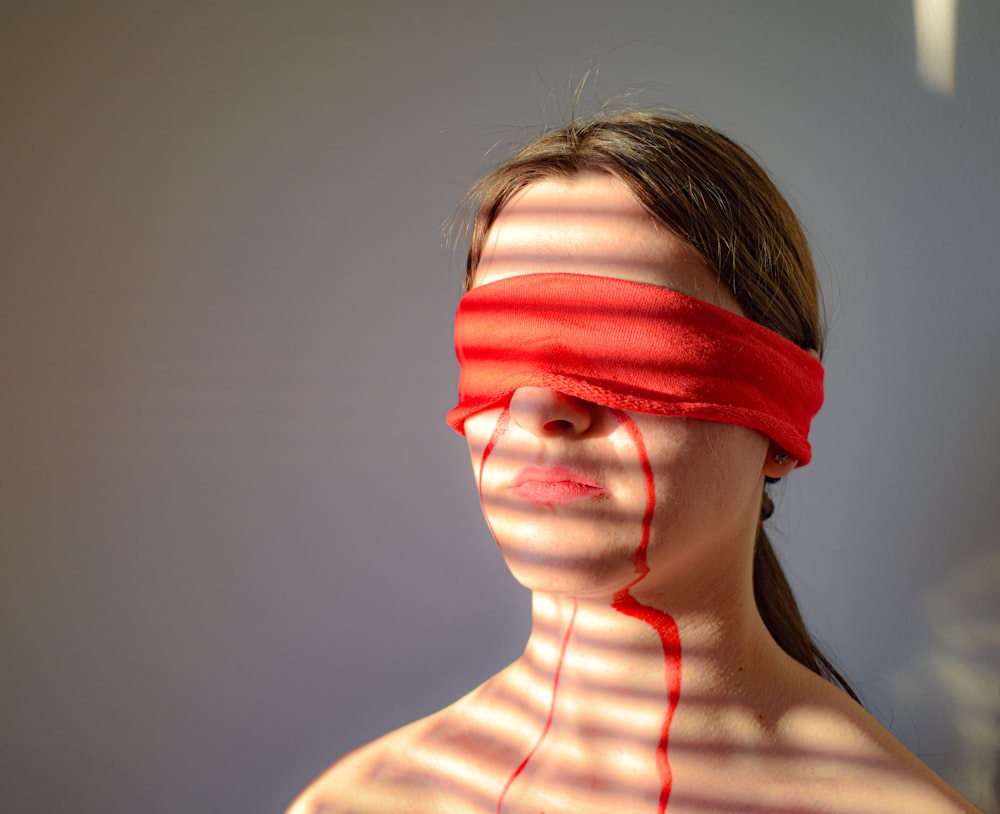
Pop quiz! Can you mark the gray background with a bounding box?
[2,2,998,812]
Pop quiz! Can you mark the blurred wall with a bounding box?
[1,2,998,811]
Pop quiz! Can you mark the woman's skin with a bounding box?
[287,174,980,813]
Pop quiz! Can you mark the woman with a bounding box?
[288,112,979,813]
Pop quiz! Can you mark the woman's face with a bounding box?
[465,172,785,603]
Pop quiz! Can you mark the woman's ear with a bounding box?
[762,348,818,479]
[761,348,818,479]
[763,441,799,479]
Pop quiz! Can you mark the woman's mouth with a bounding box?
[510,466,608,505]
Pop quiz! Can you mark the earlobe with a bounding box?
[763,441,799,478]
[764,353,814,477]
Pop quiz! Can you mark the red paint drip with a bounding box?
[610,410,682,814]
[496,598,578,813]
[477,408,510,552]
[481,407,680,811]
[477,408,578,812]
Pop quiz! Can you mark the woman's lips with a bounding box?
[510,466,607,505]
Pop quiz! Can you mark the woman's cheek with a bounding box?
[464,408,506,479]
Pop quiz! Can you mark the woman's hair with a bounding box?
[460,110,859,703]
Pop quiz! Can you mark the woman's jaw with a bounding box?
[467,400,769,607]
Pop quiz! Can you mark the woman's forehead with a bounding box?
[474,173,742,315]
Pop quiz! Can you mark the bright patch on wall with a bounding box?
[913,0,959,95]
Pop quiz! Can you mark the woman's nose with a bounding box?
[508,386,594,437]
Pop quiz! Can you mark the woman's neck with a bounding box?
[518,577,790,726]
[490,563,809,809]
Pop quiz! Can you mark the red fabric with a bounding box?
[446,273,824,465]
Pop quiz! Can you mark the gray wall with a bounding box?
[2,2,998,812]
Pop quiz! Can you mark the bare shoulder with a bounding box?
[283,682,521,814]
[775,676,982,813]
[284,718,433,814]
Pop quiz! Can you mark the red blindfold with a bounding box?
[446,273,823,465]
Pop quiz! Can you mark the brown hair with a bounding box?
[460,111,858,703]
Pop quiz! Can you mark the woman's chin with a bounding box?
[497,543,639,598]
[484,506,658,597]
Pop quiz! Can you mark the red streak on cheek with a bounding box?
[610,410,682,814]
[477,409,510,550]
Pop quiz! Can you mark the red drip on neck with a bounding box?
[495,599,577,813]
[484,406,681,812]
[611,410,682,814]
[481,409,579,813]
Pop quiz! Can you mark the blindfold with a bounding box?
[446,273,823,465]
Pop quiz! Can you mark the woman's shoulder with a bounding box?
[283,677,522,814]
[767,675,981,813]
[284,666,982,814]
[284,714,452,814]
